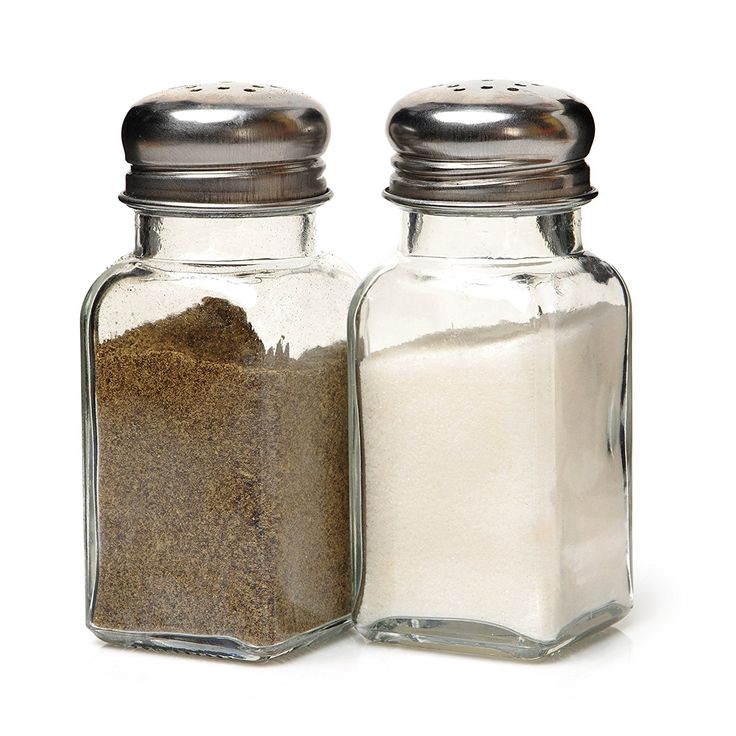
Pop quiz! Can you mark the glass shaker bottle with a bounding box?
[82,83,358,660]
[350,80,632,658]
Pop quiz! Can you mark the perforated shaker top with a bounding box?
[120,82,331,214]
[385,80,597,215]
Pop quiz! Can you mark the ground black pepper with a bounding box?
[91,297,351,646]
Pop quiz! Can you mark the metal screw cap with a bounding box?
[120,83,331,215]
[385,80,597,215]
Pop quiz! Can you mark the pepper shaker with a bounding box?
[349,80,632,658]
[82,83,358,660]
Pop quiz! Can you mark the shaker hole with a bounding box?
[191,88,202,92]
[481,85,493,89]
[243,88,256,92]
[508,87,519,91]
[217,86,230,90]
[448,84,459,88]
[515,83,527,86]
[453,87,466,91]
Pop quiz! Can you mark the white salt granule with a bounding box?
[357,303,630,643]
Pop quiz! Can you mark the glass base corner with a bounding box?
[88,614,352,662]
[355,602,631,660]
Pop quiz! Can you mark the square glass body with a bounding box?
[82,213,359,660]
[349,210,632,659]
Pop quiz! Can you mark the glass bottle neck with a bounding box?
[135,212,316,262]
[400,209,583,259]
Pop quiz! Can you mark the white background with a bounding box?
[1,1,733,733]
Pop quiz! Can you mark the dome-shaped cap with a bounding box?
[120,82,331,214]
[385,80,596,214]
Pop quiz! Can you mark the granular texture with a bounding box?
[92,297,351,646]
[356,304,630,642]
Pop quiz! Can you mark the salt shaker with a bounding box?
[350,80,632,658]
[82,83,358,660]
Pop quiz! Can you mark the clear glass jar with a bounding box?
[82,210,358,660]
[349,208,632,658]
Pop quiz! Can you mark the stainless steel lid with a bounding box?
[120,82,331,215]
[385,80,596,215]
